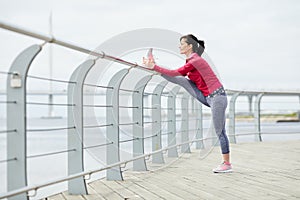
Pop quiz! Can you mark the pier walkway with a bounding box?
[48,140,300,200]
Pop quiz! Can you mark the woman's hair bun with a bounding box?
[197,40,205,49]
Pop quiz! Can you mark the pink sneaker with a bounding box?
[213,162,233,173]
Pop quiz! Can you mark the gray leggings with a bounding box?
[162,75,210,107]
[161,74,230,154]
[206,95,229,154]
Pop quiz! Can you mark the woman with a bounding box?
[143,34,232,173]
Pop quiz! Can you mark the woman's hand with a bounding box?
[142,57,155,69]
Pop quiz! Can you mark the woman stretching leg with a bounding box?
[143,34,232,173]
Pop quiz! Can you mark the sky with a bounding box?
[0,0,300,91]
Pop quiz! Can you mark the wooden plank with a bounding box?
[144,167,242,200]
[124,171,187,200]
[128,171,216,200]
[88,181,123,200]
[46,193,66,200]
[42,140,300,200]
[114,179,163,199]
[100,180,143,200]
[61,191,85,200]
[176,142,300,199]
[139,141,300,200]
[133,169,224,200]
[82,184,106,200]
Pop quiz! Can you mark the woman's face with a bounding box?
[179,38,192,55]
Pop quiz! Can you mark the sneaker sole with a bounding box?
[213,169,233,173]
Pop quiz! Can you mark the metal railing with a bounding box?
[1,21,300,200]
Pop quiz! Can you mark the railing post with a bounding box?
[167,86,180,157]
[67,59,95,194]
[195,100,203,149]
[191,96,195,115]
[6,44,42,200]
[247,95,254,116]
[181,92,191,153]
[228,92,240,144]
[106,69,129,180]
[132,75,152,171]
[151,81,167,164]
[254,93,264,142]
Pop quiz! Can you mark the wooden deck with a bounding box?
[48,140,300,200]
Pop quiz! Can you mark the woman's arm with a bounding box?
[142,57,195,77]
[153,63,194,77]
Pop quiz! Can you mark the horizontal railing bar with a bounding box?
[229,133,261,137]
[261,131,300,135]
[143,92,158,96]
[83,105,152,109]
[119,122,139,126]
[143,121,158,124]
[188,118,202,121]
[119,138,138,143]
[27,102,75,106]
[0,71,9,75]
[227,133,255,137]
[172,96,188,100]
[161,108,173,110]
[229,131,300,137]
[176,129,202,133]
[262,102,300,105]
[262,123,300,127]
[83,83,113,89]
[187,128,201,132]
[230,123,300,129]
[119,88,139,93]
[27,149,76,159]
[143,134,158,139]
[119,106,139,109]
[161,120,172,123]
[83,104,112,108]
[0,157,17,164]
[161,132,173,136]
[0,129,17,134]
[83,142,113,150]
[160,94,173,97]
[0,137,208,199]
[0,101,17,104]
[229,124,255,127]
[83,124,113,129]
[120,134,162,142]
[27,126,76,132]
[226,89,300,96]
[176,130,188,133]
[27,75,77,84]
[143,107,158,110]
[0,71,19,75]
[0,21,155,74]
[202,136,219,140]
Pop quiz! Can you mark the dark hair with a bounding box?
[180,34,205,56]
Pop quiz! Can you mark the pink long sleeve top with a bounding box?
[153,53,222,97]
